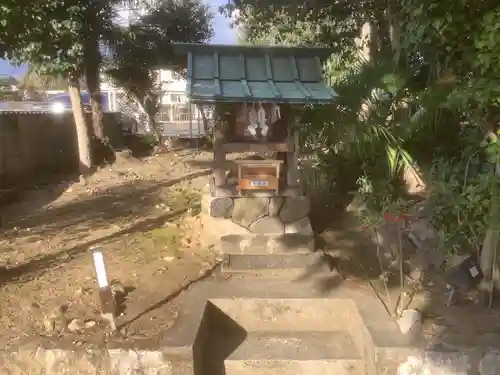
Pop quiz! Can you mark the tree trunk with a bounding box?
[480,126,500,298]
[387,1,403,67]
[147,112,163,145]
[84,42,105,141]
[197,104,210,134]
[135,96,163,145]
[68,76,92,175]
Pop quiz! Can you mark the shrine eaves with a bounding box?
[173,43,338,104]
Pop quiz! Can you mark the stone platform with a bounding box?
[201,192,314,257]
[9,275,500,375]
[202,193,312,235]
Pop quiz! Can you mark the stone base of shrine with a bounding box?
[201,190,314,254]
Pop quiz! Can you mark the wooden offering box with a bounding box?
[234,160,283,195]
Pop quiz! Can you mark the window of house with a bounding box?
[171,94,182,103]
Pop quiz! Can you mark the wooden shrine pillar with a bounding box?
[213,122,226,187]
[286,118,299,187]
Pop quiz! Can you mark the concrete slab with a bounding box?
[157,277,426,375]
[220,233,314,255]
[222,253,316,272]
[5,273,500,375]
[227,331,361,360]
[224,358,363,375]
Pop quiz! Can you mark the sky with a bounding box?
[0,0,236,77]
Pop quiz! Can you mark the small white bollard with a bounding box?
[91,246,116,332]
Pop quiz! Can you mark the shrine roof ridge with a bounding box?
[172,43,334,60]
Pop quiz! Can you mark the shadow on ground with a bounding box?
[0,206,192,287]
[193,301,247,375]
[0,176,77,228]
[1,170,210,241]
[309,194,500,372]
[0,166,210,288]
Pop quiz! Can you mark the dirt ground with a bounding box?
[2,147,500,351]
[311,206,500,348]
[0,149,219,348]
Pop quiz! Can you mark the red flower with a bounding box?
[383,212,397,222]
[384,212,412,223]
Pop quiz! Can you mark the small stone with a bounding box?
[68,318,85,333]
[162,256,175,262]
[206,197,234,218]
[268,197,284,216]
[232,198,269,228]
[43,316,56,334]
[249,216,284,234]
[279,196,310,224]
[406,256,424,281]
[84,320,96,329]
[398,353,471,375]
[110,280,125,295]
[202,214,250,245]
[397,309,422,334]
[285,217,313,235]
[73,340,84,347]
[479,350,500,375]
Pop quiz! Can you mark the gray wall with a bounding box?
[0,112,123,188]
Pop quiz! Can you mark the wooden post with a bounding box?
[213,146,226,188]
[286,118,299,187]
[213,117,227,189]
[90,246,116,332]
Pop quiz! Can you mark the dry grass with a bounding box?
[0,150,217,349]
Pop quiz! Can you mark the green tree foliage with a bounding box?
[105,0,213,144]
[0,0,87,75]
[0,0,96,171]
[19,66,78,100]
[222,0,363,52]
[229,0,500,260]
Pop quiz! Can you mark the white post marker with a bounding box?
[91,246,116,332]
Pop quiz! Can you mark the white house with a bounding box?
[106,1,205,136]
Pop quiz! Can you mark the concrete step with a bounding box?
[220,233,314,255]
[223,331,363,375]
[221,253,317,273]
[220,251,342,278]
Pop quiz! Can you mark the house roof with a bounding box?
[173,43,338,104]
[0,74,19,86]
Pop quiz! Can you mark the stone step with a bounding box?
[220,233,314,255]
[223,331,364,375]
[222,253,317,273]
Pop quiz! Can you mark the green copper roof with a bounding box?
[173,43,338,104]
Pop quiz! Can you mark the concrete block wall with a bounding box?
[0,112,123,189]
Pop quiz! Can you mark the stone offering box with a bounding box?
[173,43,337,251]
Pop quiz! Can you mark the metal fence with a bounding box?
[299,156,331,201]
[113,91,213,138]
[155,104,196,123]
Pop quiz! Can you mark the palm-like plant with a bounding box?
[300,53,423,205]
